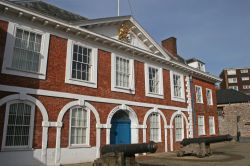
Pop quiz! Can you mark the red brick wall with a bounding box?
[192,78,218,137]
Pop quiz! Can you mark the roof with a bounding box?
[6,0,87,23]
[216,89,250,105]
[186,58,205,64]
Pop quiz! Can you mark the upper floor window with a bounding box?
[240,69,248,73]
[242,77,249,81]
[198,115,205,136]
[229,86,238,91]
[227,69,236,75]
[111,54,135,94]
[175,115,184,141]
[243,85,250,89]
[170,71,185,102]
[228,78,237,83]
[2,22,50,79]
[145,64,163,98]
[2,101,35,150]
[69,107,90,146]
[209,116,215,135]
[195,86,203,103]
[65,39,98,88]
[206,89,213,105]
[149,113,161,142]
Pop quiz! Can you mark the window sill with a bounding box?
[68,145,91,149]
[2,67,45,79]
[146,92,164,99]
[111,86,135,94]
[65,78,97,88]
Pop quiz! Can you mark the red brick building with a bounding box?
[0,1,220,165]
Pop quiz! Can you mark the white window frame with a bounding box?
[240,69,248,73]
[170,71,185,102]
[228,78,237,83]
[209,116,215,135]
[2,22,50,79]
[111,53,135,94]
[228,85,238,91]
[175,115,184,142]
[206,88,213,106]
[227,69,236,75]
[2,100,35,151]
[243,85,250,89]
[65,39,98,88]
[242,77,249,81]
[149,113,162,142]
[195,85,203,103]
[198,115,205,136]
[68,106,90,147]
[144,63,164,99]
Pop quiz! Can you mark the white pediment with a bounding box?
[76,16,171,60]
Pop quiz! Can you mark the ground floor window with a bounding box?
[69,107,90,146]
[198,115,205,136]
[2,101,35,150]
[175,114,184,141]
[149,113,161,142]
[209,116,215,135]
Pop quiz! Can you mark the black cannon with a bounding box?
[94,142,158,166]
[177,134,233,158]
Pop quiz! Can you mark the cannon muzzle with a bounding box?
[101,141,158,157]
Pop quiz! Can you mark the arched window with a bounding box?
[149,113,161,142]
[69,107,90,146]
[2,101,35,150]
[175,114,184,141]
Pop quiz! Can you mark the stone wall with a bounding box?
[218,103,250,139]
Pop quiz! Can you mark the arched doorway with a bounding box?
[110,110,131,144]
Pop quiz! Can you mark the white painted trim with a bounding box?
[2,100,35,151]
[106,104,139,144]
[198,115,206,136]
[0,84,189,112]
[144,63,164,99]
[111,53,135,94]
[1,21,50,79]
[169,110,189,151]
[195,85,203,103]
[209,116,215,135]
[55,100,100,165]
[170,71,186,102]
[142,108,167,152]
[0,94,49,164]
[65,39,98,88]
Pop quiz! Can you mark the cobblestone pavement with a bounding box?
[64,142,250,166]
[137,142,250,166]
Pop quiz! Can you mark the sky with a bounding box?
[46,0,250,76]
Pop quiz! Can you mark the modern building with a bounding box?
[220,68,250,95]
[0,0,220,165]
[217,89,250,142]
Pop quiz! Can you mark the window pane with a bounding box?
[71,44,92,81]
[5,102,32,148]
[11,28,42,73]
[70,107,88,145]
[115,56,130,88]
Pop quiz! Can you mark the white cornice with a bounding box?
[0,1,221,83]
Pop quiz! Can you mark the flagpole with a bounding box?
[118,0,120,16]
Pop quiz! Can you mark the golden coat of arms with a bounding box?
[118,23,132,43]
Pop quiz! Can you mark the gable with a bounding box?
[76,16,171,60]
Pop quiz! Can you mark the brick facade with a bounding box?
[0,6,220,165]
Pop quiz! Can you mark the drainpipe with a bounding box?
[189,75,196,137]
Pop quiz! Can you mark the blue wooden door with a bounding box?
[110,121,131,144]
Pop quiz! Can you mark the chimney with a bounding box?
[161,37,177,56]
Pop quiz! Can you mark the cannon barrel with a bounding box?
[181,134,233,146]
[101,141,158,157]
